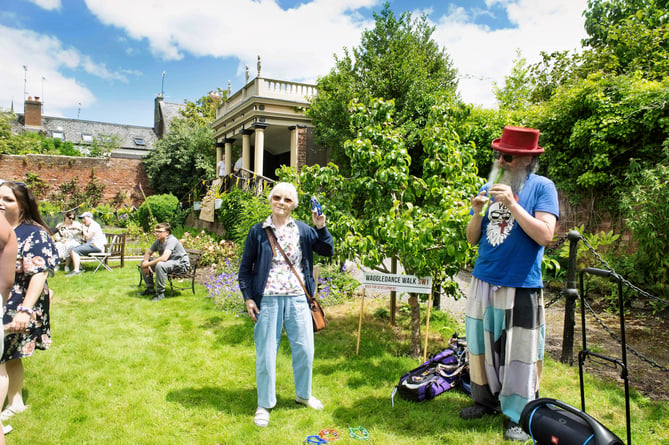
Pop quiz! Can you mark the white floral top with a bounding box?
[262,216,305,296]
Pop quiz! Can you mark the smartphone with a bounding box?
[310,197,323,216]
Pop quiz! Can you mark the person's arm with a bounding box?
[238,227,260,322]
[0,214,17,304]
[145,249,172,267]
[10,271,47,332]
[140,248,156,274]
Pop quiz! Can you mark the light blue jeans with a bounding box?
[254,294,314,409]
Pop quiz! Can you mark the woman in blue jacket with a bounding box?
[238,182,333,427]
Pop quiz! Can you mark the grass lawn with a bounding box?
[5,261,669,444]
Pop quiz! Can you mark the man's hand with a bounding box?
[141,261,153,276]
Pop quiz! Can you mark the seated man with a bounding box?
[138,223,190,302]
[66,212,107,277]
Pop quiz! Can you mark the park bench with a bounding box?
[137,248,203,297]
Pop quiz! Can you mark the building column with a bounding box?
[215,141,224,171]
[253,123,268,177]
[241,129,253,171]
[224,139,234,175]
[289,126,298,169]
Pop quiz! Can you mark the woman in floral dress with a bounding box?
[0,181,59,423]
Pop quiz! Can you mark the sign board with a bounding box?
[362,272,432,294]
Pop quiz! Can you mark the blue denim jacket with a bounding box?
[238,220,334,309]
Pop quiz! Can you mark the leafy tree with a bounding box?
[529,73,669,215]
[528,0,669,103]
[281,98,481,356]
[180,87,226,127]
[308,2,458,176]
[582,0,669,79]
[143,119,215,199]
[143,89,226,200]
[493,49,534,111]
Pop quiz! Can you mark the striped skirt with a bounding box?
[464,277,545,423]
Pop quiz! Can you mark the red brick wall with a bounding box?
[0,154,153,207]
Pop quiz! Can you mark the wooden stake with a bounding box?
[356,288,366,356]
[423,291,433,362]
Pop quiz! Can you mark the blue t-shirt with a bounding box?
[472,174,559,288]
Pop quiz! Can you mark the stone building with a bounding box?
[211,64,327,181]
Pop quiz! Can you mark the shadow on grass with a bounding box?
[165,386,305,415]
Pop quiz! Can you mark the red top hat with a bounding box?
[491,126,544,155]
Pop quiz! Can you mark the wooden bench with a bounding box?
[166,248,203,297]
[82,232,126,272]
[137,248,203,297]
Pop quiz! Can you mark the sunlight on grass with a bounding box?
[2,261,666,444]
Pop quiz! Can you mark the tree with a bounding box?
[180,87,226,127]
[281,98,481,356]
[529,73,669,213]
[143,119,215,199]
[143,89,226,199]
[493,49,534,110]
[308,2,458,176]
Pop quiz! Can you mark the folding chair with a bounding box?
[89,234,118,273]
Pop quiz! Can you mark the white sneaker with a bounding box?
[296,396,324,410]
[2,424,12,434]
[64,265,70,273]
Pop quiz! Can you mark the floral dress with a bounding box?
[1,223,59,363]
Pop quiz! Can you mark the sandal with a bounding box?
[0,406,26,422]
[254,407,270,427]
[296,396,324,410]
[459,404,498,420]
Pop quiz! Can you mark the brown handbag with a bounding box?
[265,227,327,332]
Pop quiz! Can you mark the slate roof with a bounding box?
[12,96,186,159]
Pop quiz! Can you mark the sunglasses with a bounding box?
[271,195,293,204]
[493,151,515,163]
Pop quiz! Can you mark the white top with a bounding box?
[87,220,107,251]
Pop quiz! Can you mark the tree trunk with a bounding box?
[408,293,421,357]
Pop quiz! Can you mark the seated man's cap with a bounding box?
[78,211,94,219]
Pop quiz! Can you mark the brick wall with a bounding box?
[0,154,153,206]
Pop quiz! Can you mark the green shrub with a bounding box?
[137,193,183,230]
[620,162,669,305]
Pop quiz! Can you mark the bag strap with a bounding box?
[264,227,316,304]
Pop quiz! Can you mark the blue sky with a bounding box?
[1,0,588,128]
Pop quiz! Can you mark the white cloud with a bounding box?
[432,0,588,107]
[0,24,131,116]
[26,0,62,11]
[83,0,378,83]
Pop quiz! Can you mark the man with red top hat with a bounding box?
[461,126,559,441]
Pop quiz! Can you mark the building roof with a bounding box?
[12,96,186,159]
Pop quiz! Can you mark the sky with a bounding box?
[1,0,588,128]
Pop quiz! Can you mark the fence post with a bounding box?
[560,230,581,364]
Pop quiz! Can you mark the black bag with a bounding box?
[392,335,469,406]
[520,398,624,445]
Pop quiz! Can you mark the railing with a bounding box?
[219,168,275,196]
[217,78,316,118]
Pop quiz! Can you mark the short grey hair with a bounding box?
[268,182,299,209]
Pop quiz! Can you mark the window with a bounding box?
[51,130,64,140]
[133,137,146,146]
[81,133,94,143]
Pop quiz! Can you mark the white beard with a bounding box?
[488,163,529,195]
